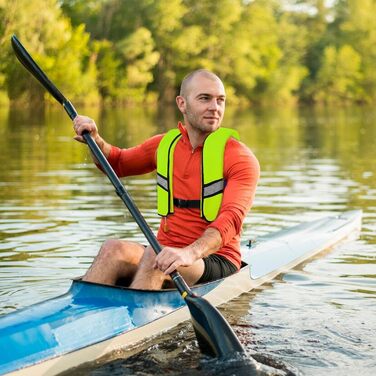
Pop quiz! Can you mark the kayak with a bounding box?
[0,210,362,376]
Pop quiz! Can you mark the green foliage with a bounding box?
[92,27,160,104]
[232,1,282,103]
[93,39,121,101]
[117,27,160,102]
[0,0,98,106]
[1,0,376,106]
[338,0,376,102]
[313,45,363,103]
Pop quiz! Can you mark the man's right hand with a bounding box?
[73,115,100,144]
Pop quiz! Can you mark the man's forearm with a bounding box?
[90,136,112,163]
[190,227,222,260]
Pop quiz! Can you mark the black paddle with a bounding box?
[11,35,245,358]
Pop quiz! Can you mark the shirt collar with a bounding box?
[177,122,203,149]
[177,122,188,138]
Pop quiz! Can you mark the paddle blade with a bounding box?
[185,294,245,358]
[11,35,66,106]
[11,35,78,120]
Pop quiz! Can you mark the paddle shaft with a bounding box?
[63,101,191,296]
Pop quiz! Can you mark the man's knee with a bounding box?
[99,239,145,265]
[99,239,136,263]
[100,239,122,257]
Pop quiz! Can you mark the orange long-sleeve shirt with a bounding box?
[105,123,260,269]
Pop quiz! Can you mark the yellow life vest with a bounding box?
[157,127,240,222]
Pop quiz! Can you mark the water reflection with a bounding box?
[0,104,375,374]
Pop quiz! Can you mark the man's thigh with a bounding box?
[173,259,205,287]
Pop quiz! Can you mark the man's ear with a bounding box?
[176,96,186,114]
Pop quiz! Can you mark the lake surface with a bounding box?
[0,105,375,375]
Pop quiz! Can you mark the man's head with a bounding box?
[176,69,226,135]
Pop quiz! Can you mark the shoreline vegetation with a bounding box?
[1,0,375,109]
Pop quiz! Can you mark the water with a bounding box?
[0,105,375,375]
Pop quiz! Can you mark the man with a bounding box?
[73,69,259,289]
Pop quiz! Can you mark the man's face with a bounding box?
[179,75,226,134]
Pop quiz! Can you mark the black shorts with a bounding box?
[197,254,237,284]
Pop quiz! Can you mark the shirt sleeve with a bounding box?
[99,134,164,177]
[208,139,260,246]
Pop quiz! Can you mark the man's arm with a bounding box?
[153,227,222,275]
[74,115,164,177]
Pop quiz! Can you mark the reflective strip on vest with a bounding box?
[157,127,239,221]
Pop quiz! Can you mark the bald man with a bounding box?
[73,69,260,289]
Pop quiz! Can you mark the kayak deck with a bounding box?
[0,210,362,376]
[247,209,362,279]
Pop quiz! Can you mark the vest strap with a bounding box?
[173,198,200,209]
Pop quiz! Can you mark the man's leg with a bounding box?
[82,239,145,285]
[130,246,205,289]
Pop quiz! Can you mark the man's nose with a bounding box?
[208,99,219,111]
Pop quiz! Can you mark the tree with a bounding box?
[313,44,363,103]
[266,11,309,104]
[117,27,160,102]
[337,0,376,102]
[228,1,282,104]
[0,0,97,106]
[62,0,164,103]
[92,39,121,101]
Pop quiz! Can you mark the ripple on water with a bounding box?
[229,246,376,374]
[60,321,296,376]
